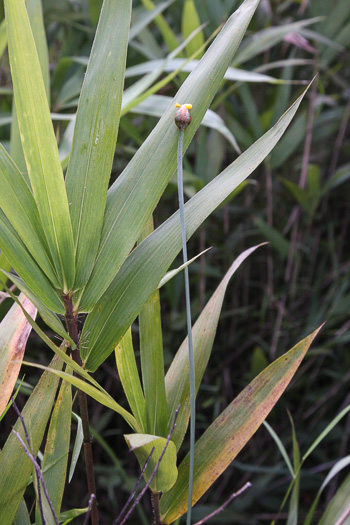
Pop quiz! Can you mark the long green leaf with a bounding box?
[36,377,72,524]
[4,0,75,291]
[0,212,65,313]
[0,250,11,292]
[160,327,322,524]
[166,245,263,450]
[139,217,168,437]
[11,0,50,178]
[0,354,63,524]
[22,362,140,432]
[81,86,309,372]
[115,328,146,431]
[65,0,132,290]
[78,0,262,312]
[0,144,59,286]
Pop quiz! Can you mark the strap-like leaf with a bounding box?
[4,0,75,291]
[81,86,309,372]
[139,218,168,437]
[0,144,59,287]
[160,327,322,523]
[166,245,264,450]
[0,354,63,523]
[0,211,65,313]
[115,328,146,431]
[36,377,72,524]
[65,0,132,290]
[77,0,262,311]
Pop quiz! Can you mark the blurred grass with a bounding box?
[0,0,349,522]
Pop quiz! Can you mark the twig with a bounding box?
[83,494,96,525]
[193,482,252,525]
[116,405,181,525]
[12,430,59,525]
[113,448,156,525]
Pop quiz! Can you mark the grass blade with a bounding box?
[65,0,132,290]
[81,86,309,372]
[78,0,262,312]
[4,0,75,291]
[160,327,322,524]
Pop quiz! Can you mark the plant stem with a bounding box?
[177,128,196,524]
[63,294,99,525]
[152,492,163,525]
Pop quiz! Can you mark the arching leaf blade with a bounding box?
[78,0,262,311]
[4,0,75,291]
[0,144,59,287]
[65,0,132,290]
[81,86,309,371]
[160,327,323,524]
[166,245,264,450]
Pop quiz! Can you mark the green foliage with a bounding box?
[0,0,349,522]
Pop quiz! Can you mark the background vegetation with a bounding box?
[0,0,349,523]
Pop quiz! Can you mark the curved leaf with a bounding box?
[166,245,264,450]
[160,327,322,524]
[125,433,177,493]
[0,211,65,313]
[65,0,132,290]
[81,86,309,372]
[4,0,75,291]
[78,0,262,312]
[0,144,59,286]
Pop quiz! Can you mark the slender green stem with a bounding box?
[177,128,196,524]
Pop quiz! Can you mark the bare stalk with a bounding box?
[63,293,99,525]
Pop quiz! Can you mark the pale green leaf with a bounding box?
[115,327,146,431]
[125,433,178,493]
[232,17,323,66]
[129,0,175,41]
[182,0,205,59]
[319,472,350,525]
[22,362,140,432]
[158,248,211,289]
